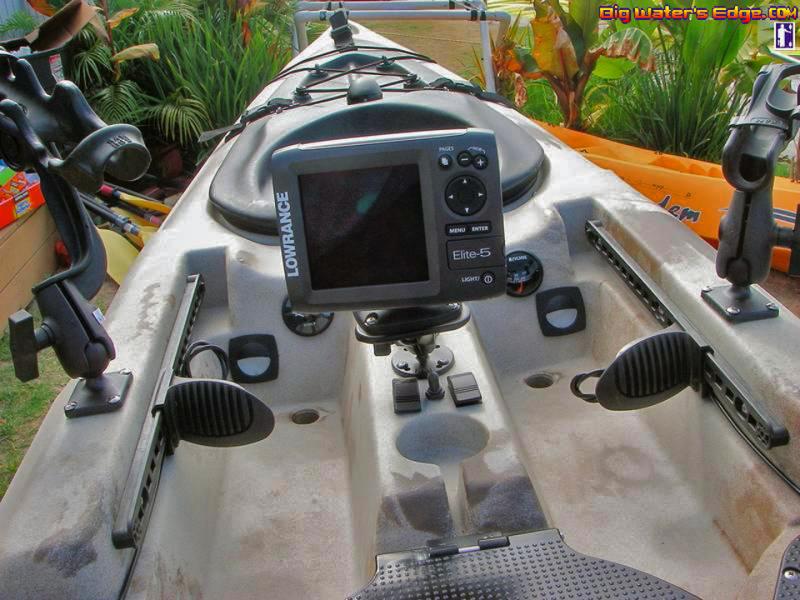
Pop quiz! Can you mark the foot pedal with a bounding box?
[348,529,697,599]
[160,378,275,448]
[447,372,482,407]
[393,378,421,414]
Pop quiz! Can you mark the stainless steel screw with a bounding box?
[784,568,799,580]
[766,302,778,312]
[397,361,409,371]
[365,313,378,326]
[701,286,712,293]
[65,402,76,410]
[120,368,132,375]
[726,306,741,316]
[108,395,121,404]
[436,359,448,368]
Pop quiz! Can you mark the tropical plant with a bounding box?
[0,10,38,37]
[595,16,750,162]
[481,0,655,129]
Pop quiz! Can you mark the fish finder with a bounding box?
[272,128,506,311]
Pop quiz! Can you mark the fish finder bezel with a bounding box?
[272,128,506,311]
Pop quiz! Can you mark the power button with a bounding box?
[481,271,495,285]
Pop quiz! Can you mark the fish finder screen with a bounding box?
[299,164,429,290]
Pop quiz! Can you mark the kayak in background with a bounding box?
[539,122,799,273]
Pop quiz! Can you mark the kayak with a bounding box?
[1,16,800,600]
[539,122,800,272]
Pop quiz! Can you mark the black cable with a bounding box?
[180,340,229,380]
[269,45,436,84]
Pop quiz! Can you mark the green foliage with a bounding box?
[593,24,747,162]
[90,79,149,124]
[0,10,38,37]
[131,2,290,142]
[70,0,291,163]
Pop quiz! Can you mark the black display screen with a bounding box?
[299,164,429,290]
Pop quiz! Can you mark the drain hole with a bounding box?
[525,373,555,389]
[291,409,320,425]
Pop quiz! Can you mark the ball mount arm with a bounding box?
[0,51,150,415]
[703,63,800,322]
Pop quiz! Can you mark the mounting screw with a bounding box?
[726,306,741,316]
[701,285,712,293]
[108,395,121,404]
[120,368,132,375]
[436,359,449,368]
[784,568,799,580]
[397,361,410,371]
[365,313,379,326]
[766,302,778,312]
[65,402,76,410]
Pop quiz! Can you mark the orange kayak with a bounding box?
[538,122,799,273]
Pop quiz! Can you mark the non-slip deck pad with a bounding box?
[349,529,697,600]
[774,534,800,599]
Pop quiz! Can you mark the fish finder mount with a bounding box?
[705,62,800,322]
[274,128,506,380]
[0,53,150,414]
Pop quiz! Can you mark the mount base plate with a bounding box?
[702,285,780,323]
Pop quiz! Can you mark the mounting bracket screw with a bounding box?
[365,313,379,326]
[108,395,121,404]
[766,302,778,312]
[726,306,741,316]
[701,286,712,293]
[65,402,76,410]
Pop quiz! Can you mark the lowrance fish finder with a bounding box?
[272,128,506,311]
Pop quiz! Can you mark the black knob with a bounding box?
[9,310,40,382]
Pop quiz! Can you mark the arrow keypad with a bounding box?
[445,175,487,216]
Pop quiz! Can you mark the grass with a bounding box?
[0,280,117,500]
[0,314,66,500]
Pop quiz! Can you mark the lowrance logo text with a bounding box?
[276,192,299,277]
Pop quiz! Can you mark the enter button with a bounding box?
[468,222,492,235]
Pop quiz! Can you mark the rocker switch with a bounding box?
[447,372,482,407]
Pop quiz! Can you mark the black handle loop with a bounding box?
[570,369,604,403]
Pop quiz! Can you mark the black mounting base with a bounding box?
[64,370,132,418]
[701,285,780,323]
[391,345,455,378]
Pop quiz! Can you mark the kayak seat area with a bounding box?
[348,529,697,599]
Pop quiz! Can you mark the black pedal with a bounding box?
[447,372,482,407]
[393,378,422,414]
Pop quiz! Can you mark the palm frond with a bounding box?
[145,88,210,146]
[90,79,149,124]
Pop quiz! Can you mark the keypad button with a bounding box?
[445,176,487,216]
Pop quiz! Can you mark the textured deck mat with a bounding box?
[349,529,697,599]
[775,534,800,599]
